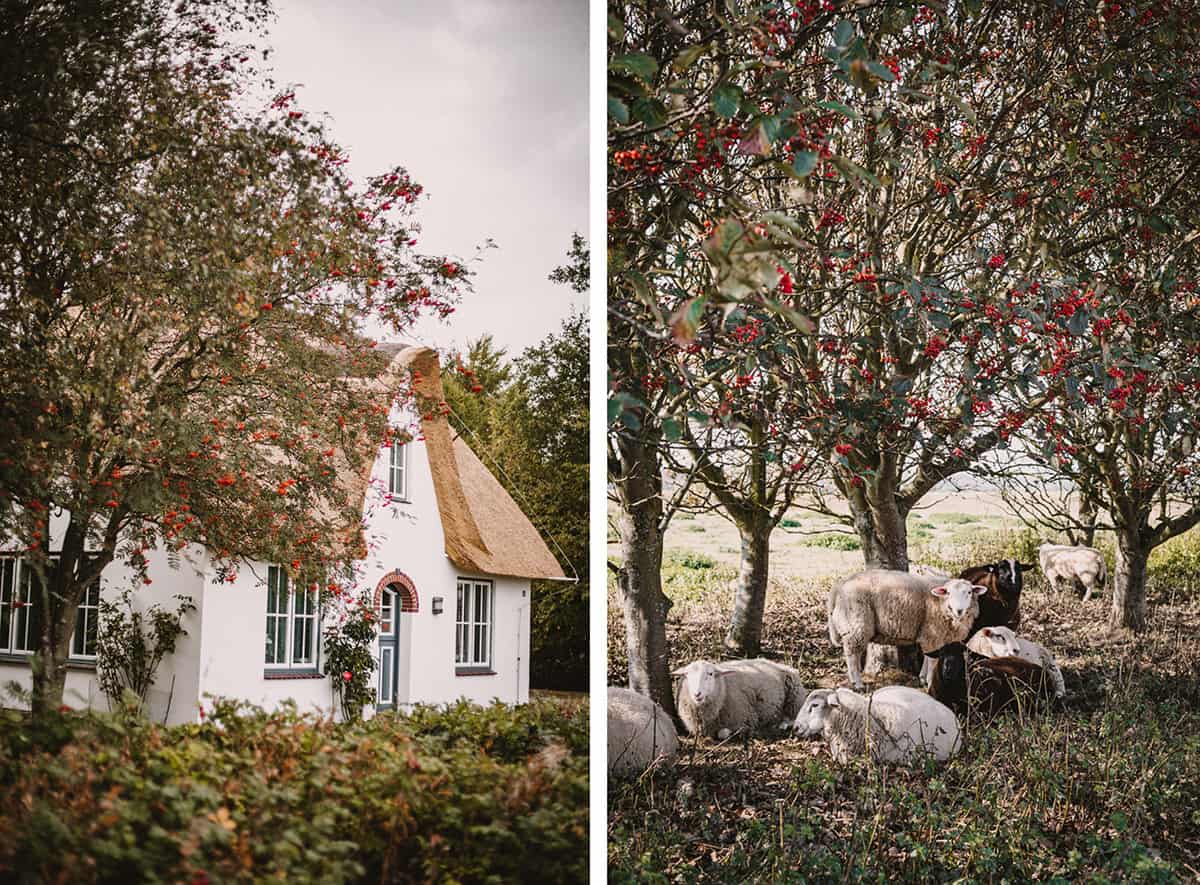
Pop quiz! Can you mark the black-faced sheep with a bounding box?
[607,687,678,778]
[672,658,807,740]
[927,642,1056,719]
[966,625,1066,698]
[827,570,988,690]
[1038,543,1106,601]
[959,559,1033,633]
[792,686,961,765]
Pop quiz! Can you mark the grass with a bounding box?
[796,532,861,551]
[609,528,1200,881]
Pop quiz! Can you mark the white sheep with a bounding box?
[966,625,1066,698]
[827,570,987,690]
[792,686,961,765]
[1038,543,1106,601]
[672,658,807,740]
[607,687,678,778]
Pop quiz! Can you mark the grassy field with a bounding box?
[608,515,1200,882]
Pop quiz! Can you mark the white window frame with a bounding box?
[264,565,319,671]
[388,441,409,500]
[71,582,100,660]
[0,555,96,661]
[455,578,493,672]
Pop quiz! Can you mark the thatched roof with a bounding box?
[364,345,566,581]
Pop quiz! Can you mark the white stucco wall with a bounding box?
[357,417,532,708]
[0,507,206,724]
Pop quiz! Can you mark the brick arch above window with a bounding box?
[374,570,419,613]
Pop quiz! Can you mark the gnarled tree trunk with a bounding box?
[613,433,676,717]
[1111,528,1149,632]
[724,515,772,656]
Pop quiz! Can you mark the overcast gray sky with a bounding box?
[268,0,588,356]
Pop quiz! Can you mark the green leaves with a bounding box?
[713,84,744,118]
[610,52,659,83]
[792,150,819,177]
[608,96,629,124]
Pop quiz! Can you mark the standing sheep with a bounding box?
[672,658,807,740]
[607,687,678,778]
[1038,543,1107,601]
[827,570,988,690]
[792,686,961,765]
[967,626,1067,698]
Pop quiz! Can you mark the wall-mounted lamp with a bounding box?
[431,596,444,615]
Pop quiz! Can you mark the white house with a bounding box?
[0,345,566,723]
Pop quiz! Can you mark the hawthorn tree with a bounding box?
[0,0,468,715]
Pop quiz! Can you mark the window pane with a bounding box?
[380,647,393,703]
[84,604,97,656]
[0,559,13,653]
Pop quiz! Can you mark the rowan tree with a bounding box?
[0,0,468,715]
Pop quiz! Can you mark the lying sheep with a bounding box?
[672,658,807,740]
[960,559,1034,633]
[607,687,678,778]
[967,625,1066,698]
[1039,543,1106,601]
[927,642,1056,719]
[827,570,987,690]
[792,686,961,765]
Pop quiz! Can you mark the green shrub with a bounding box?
[667,550,716,570]
[937,512,979,525]
[1147,528,1200,600]
[779,517,802,529]
[798,533,861,551]
[0,697,588,883]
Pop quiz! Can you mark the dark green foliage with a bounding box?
[797,533,861,551]
[442,305,589,692]
[96,587,195,714]
[321,593,378,721]
[0,696,588,883]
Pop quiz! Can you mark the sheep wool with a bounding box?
[827,570,987,689]
[966,626,1066,698]
[1038,543,1106,601]
[793,686,961,765]
[673,658,807,740]
[607,687,678,778]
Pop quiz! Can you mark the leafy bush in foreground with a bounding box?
[0,697,588,883]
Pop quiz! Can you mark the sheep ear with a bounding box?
[670,666,689,677]
[972,584,989,595]
[981,628,993,637]
[713,667,734,677]
[827,691,842,707]
[931,585,949,596]
[1018,562,1034,572]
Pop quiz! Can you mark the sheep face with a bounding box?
[792,689,838,737]
[671,661,728,706]
[996,559,1033,592]
[931,578,988,621]
[976,626,1021,657]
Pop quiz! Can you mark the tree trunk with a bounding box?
[1110,529,1149,632]
[28,517,92,719]
[1079,496,1098,547]
[724,516,771,656]
[613,433,676,717]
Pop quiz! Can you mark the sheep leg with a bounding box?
[843,640,866,690]
[920,654,935,688]
[1080,577,1093,603]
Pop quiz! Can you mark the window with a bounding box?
[0,555,93,660]
[389,442,408,499]
[72,583,100,659]
[264,565,318,670]
[455,578,493,671]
